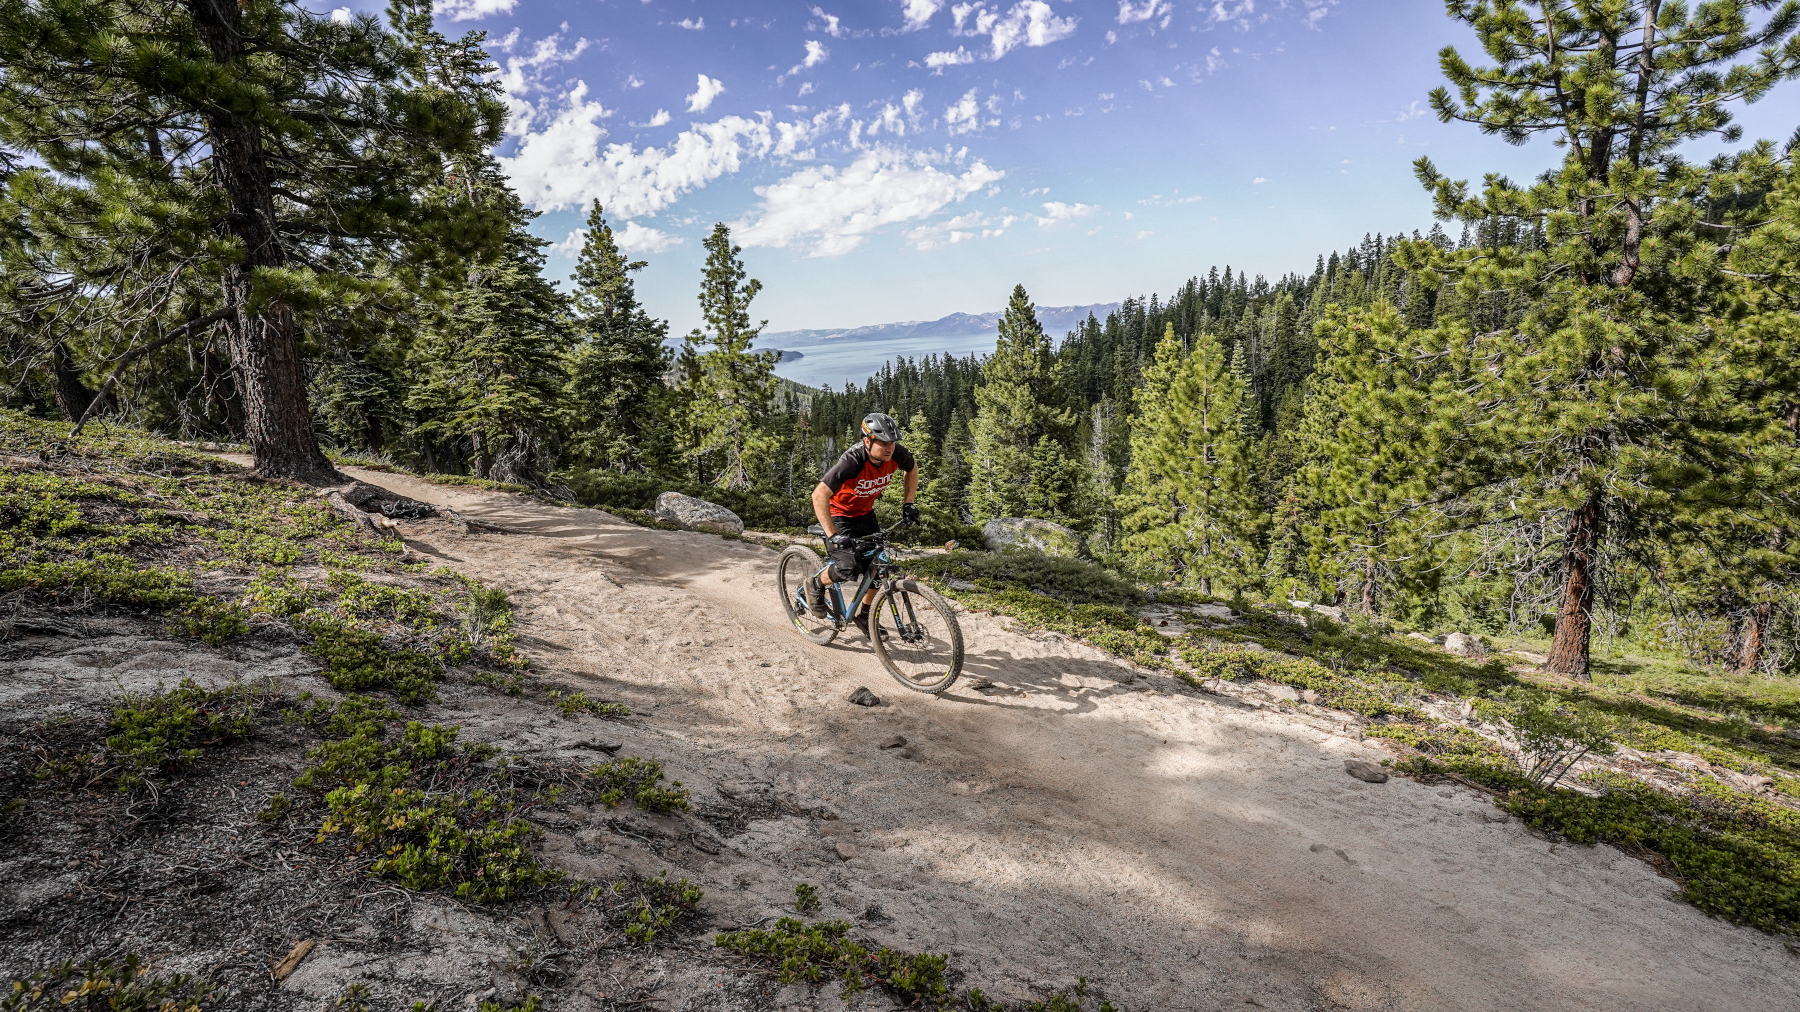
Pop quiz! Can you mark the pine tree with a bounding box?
[685,224,776,490]
[1308,303,1437,619]
[0,0,505,481]
[1121,325,1261,596]
[566,202,674,474]
[968,284,1074,522]
[1394,1,1800,677]
[406,167,570,485]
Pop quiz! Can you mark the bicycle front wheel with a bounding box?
[776,546,837,644]
[869,579,963,694]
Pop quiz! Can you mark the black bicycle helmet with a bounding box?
[861,411,900,443]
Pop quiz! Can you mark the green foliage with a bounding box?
[301,621,443,704]
[794,881,821,913]
[716,918,948,1003]
[1,955,213,1012]
[420,474,533,494]
[564,202,675,474]
[1179,645,1422,720]
[591,756,690,813]
[105,680,266,793]
[683,224,778,489]
[294,699,560,902]
[611,872,705,946]
[968,284,1077,524]
[545,690,629,718]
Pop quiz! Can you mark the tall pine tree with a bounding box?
[685,224,776,489]
[967,284,1073,522]
[565,202,674,474]
[1121,325,1261,596]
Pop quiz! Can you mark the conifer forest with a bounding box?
[6,0,1800,686]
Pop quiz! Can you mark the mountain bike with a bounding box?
[775,520,964,694]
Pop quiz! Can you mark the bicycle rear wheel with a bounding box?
[869,579,963,694]
[776,546,838,644]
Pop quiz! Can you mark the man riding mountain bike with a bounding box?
[806,411,920,636]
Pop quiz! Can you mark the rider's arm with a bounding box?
[902,465,918,504]
[811,482,837,538]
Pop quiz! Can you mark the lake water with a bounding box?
[767,332,999,389]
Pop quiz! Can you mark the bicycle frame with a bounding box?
[807,543,886,628]
[794,522,916,630]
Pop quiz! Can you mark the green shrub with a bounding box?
[592,756,690,813]
[294,701,559,902]
[1,955,213,1012]
[106,680,266,792]
[422,474,532,494]
[546,690,629,718]
[715,917,948,1002]
[794,881,821,913]
[301,620,442,703]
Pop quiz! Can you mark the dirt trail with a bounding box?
[334,467,1792,1010]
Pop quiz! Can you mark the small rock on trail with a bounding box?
[849,686,881,707]
[1345,759,1389,783]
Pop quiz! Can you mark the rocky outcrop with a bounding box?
[1443,632,1490,658]
[981,517,1086,558]
[654,492,744,534]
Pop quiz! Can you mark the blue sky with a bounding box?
[332,1,1798,336]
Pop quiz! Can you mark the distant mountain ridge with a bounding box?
[760,303,1120,348]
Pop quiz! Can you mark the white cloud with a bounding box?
[951,1,1078,61]
[1396,100,1425,121]
[615,221,684,253]
[495,30,594,137]
[735,147,1004,256]
[1302,0,1335,29]
[1205,46,1226,73]
[554,222,684,258]
[810,6,847,37]
[634,109,672,127]
[797,82,816,97]
[1209,1,1255,28]
[625,74,644,89]
[1116,1,1169,25]
[677,17,704,29]
[686,74,726,112]
[925,47,976,72]
[1252,176,1268,184]
[898,0,943,32]
[1036,201,1097,225]
[1105,29,1117,44]
[1134,230,1154,239]
[906,210,1016,250]
[944,88,998,135]
[433,0,515,21]
[330,6,353,24]
[500,85,841,216]
[804,40,830,67]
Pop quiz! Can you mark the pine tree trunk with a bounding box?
[202,349,246,438]
[189,0,339,484]
[1546,494,1603,680]
[1737,603,1770,674]
[470,432,492,479]
[49,337,95,424]
[1360,553,1377,615]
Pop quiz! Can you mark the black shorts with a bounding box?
[828,512,882,583]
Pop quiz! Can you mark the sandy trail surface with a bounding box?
[326,466,1792,1011]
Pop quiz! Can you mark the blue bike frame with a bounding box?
[797,540,888,627]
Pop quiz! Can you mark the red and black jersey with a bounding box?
[820,443,915,517]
